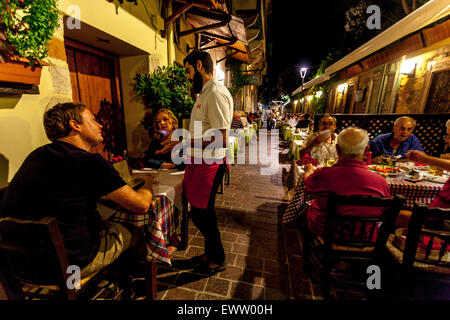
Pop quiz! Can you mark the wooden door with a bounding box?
[65,39,125,159]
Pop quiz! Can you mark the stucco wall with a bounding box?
[0,14,72,183]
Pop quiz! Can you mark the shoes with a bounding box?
[193,261,226,276]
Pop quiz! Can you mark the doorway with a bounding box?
[64,38,126,159]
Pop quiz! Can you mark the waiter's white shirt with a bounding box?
[188,78,233,160]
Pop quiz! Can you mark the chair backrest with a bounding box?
[324,193,406,253]
[0,216,75,299]
[0,185,7,206]
[403,203,450,270]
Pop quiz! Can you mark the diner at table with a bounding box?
[298,113,338,167]
[143,108,182,170]
[292,127,391,235]
[369,116,424,163]
[0,103,154,278]
[283,119,450,227]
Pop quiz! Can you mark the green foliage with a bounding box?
[229,67,251,96]
[281,94,290,104]
[0,0,60,63]
[134,64,194,131]
[310,76,339,114]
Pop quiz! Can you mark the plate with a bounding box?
[421,174,447,184]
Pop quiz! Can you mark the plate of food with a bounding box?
[369,165,401,178]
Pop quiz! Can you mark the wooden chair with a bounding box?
[385,203,450,299]
[302,192,405,300]
[0,216,128,300]
[0,186,137,300]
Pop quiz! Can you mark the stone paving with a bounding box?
[138,130,325,301]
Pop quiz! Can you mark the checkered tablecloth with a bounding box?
[110,195,178,265]
[283,182,314,224]
[282,176,444,224]
[386,177,443,209]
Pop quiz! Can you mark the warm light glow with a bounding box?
[300,67,308,78]
[294,100,298,104]
[337,83,347,93]
[300,98,304,103]
[315,91,323,98]
[400,59,416,74]
[307,95,313,102]
[215,65,225,82]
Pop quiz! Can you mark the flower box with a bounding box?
[0,56,49,85]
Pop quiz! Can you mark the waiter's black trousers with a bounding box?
[190,162,227,265]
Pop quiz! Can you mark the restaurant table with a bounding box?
[228,136,239,162]
[282,165,445,224]
[109,168,186,265]
[231,126,256,145]
[290,140,304,161]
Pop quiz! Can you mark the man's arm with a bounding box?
[106,185,152,214]
[406,150,450,171]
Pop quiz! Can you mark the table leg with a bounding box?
[180,192,189,250]
[145,260,158,300]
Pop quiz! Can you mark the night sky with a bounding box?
[266,0,362,100]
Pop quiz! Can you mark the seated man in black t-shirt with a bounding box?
[0,103,153,278]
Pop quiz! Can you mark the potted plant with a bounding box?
[0,0,59,84]
[134,64,194,132]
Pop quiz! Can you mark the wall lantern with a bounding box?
[294,100,298,104]
[337,83,347,93]
[315,91,323,98]
[215,65,225,83]
[400,59,416,76]
[307,95,313,102]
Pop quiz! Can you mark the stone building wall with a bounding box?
[395,43,450,114]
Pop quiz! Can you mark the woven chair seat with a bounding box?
[386,234,450,275]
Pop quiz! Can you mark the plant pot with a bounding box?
[0,56,49,85]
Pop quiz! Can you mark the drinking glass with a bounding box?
[326,159,336,167]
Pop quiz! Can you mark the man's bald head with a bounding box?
[337,127,369,159]
[393,116,416,143]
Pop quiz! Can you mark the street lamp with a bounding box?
[300,67,308,89]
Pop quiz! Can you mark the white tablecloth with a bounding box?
[132,168,184,210]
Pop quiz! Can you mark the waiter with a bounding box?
[183,50,233,275]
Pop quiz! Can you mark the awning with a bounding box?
[183,8,251,64]
[325,0,449,75]
[291,0,449,96]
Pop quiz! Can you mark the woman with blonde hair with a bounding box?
[143,108,180,169]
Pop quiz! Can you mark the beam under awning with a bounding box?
[182,8,251,64]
